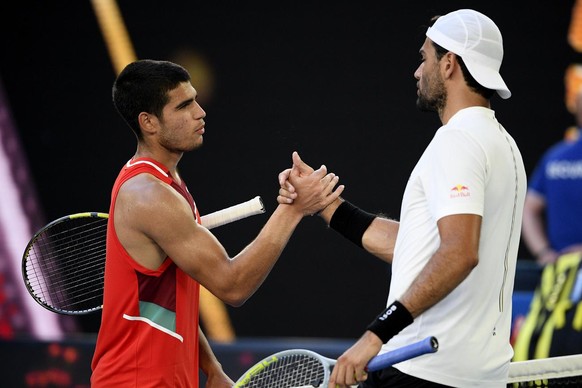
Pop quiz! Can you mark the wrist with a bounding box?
[318,198,344,222]
[362,329,384,348]
[275,203,305,223]
[366,300,413,344]
[534,246,553,259]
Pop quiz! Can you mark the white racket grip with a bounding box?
[200,196,265,230]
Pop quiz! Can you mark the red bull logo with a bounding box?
[450,184,470,198]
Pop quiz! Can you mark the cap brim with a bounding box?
[463,59,511,99]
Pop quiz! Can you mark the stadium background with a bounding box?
[0,1,578,385]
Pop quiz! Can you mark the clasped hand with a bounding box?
[277,152,344,215]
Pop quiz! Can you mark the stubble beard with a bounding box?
[160,134,204,154]
[416,76,446,114]
[182,139,204,152]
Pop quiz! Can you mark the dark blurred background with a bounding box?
[0,0,578,375]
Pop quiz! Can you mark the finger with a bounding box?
[278,168,295,193]
[324,175,341,195]
[348,366,358,386]
[328,364,342,388]
[278,187,297,200]
[292,151,315,175]
[284,180,296,193]
[322,172,336,182]
[353,370,368,384]
[277,194,294,204]
[312,164,328,179]
[334,363,351,387]
[322,184,345,208]
[278,168,291,186]
[319,173,336,188]
[359,371,369,382]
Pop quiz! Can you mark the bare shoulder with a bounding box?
[114,173,199,269]
[116,173,193,233]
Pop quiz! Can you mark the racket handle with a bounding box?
[365,336,439,372]
[200,196,265,230]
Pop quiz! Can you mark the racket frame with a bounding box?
[22,212,109,315]
[234,348,334,388]
[234,336,439,387]
[22,196,265,315]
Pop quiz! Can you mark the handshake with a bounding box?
[275,151,344,217]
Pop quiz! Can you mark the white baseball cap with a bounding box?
[426,9,511,99]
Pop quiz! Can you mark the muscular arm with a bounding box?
[164,199,303,306]
[318,205,480,317]
[399,213,480,317]
[327,213,481,386]
[115,165,342,307]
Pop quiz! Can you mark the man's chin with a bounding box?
[190,139,204,151]
[416,96,441,113]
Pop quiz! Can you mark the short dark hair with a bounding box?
[429,16,495,100]
[112,59,191,138]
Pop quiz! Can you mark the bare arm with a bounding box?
[280,161,399,263]
[399,213,480,316]
[198,327,233,387]
[328,213,481,387]
[521,191,558,265]
[115,157,343,307]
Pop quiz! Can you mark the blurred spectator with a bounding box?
[522,93,582,265]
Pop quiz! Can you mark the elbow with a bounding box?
[220,290,251,308]
[465,255,479,272]
[225,297,248,308]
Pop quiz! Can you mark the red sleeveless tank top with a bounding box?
[91,157,201,387]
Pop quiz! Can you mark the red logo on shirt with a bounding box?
[450,184,470,198]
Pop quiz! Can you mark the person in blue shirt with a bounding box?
[522,92,582,265]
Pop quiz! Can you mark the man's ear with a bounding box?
[441,52,457,80]
[138,112,158,136]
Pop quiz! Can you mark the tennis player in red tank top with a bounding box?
[90,60,344,387]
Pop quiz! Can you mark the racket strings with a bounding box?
[28,230,106,282]
[240,354,326,388]
[27,247,105,310]
[25,217,108,313]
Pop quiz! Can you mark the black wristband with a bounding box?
[329,201,375,248]
[366,301,414,344]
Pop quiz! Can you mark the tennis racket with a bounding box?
[234,336,439,387]
[22,196,265,315]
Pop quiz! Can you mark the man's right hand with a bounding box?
[280,152,344,216]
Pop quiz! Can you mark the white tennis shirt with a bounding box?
[380,107,526,387]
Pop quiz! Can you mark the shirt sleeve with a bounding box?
[423,129,487,221]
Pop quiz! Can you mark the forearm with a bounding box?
[363,249,470,345]
[362,217,399,263]
[400,249,474,318]
[522,193,555,259]
[227,204,303,303]
[198,327,229,382]
[521,212,551,257]
[319,198,398,262]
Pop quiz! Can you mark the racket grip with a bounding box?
[365,336,438,372]
[200,196,265,230]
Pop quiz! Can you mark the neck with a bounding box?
[134,142,182,177]
[439,92,490,124]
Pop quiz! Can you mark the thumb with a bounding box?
[292,151,315,175]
